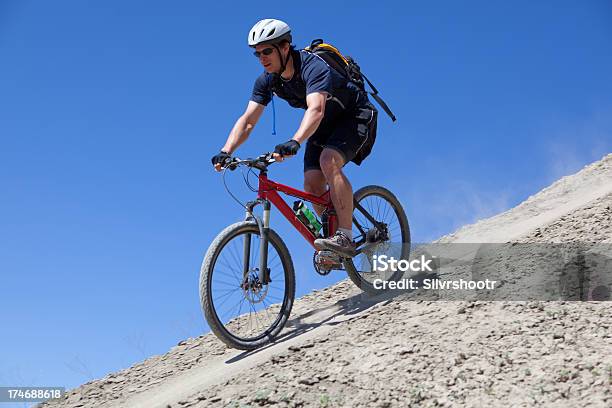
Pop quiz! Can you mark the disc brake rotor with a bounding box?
[241,270,269,304]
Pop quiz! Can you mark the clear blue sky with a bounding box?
[1,0,611,398]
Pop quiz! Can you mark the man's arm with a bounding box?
[222,101,265,153]
[274,92,326,160]
[293,92,326,145]
[213,101,265,171]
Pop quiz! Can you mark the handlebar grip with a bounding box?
[223,158,239,171]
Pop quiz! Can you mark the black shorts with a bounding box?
[303,103,378,172]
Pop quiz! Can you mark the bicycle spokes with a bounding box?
[352,193,406,279]
[210,231,287,341]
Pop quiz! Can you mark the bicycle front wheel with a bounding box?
[200,221,295,350]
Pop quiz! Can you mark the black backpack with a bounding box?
[304,39,396,121]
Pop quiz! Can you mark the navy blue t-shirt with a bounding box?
[250,49,362,113]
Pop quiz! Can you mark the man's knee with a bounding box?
[304,170,326,195]
[319,149,345,176]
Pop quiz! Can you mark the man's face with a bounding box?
[254,43,285,73]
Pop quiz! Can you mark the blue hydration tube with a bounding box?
[271,95,276,135]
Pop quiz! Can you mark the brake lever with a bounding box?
[262,152,276,163]
[225,157,240,171]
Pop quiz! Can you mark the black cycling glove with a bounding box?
[274,140,300,156]
[211,151,231,167]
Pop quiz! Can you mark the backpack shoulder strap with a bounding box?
[361,72,396,122]
[306,39,397,122]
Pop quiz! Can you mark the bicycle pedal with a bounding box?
[316,250,342,266]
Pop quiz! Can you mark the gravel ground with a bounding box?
[185,301,610,408]
[38,155,612,408]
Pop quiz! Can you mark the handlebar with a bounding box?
[224,152,277,171]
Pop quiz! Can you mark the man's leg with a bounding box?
[313,148,355,256]
[319,148,353,232]
[312,105,376,256]
[303,169,327,215]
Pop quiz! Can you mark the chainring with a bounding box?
[313,251,343,275]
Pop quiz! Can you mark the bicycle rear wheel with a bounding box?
[200,221,295,349]
[344,185,411,294]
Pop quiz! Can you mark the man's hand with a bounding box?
[211,151,231,172]
[273,139,300,162]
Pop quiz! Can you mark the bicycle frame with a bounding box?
[255,172,383,248]
[243,169,337,286]
[257,172,338,247]
[242,165,383,286]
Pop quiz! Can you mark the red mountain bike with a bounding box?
[200,153,410,349]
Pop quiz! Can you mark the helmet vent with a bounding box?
[248,19,291,46]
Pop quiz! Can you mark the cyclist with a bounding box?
[211,18,378,258]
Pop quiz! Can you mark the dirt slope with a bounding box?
[39,154,612,408]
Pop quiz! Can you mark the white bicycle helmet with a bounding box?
[248,19,292,47]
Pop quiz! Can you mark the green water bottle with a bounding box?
[293,201,322,235]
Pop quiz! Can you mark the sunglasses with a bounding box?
[253,47,275,58]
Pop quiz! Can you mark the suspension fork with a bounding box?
[259,201,271,284]
[243,199,272,285]
[242,231,252,280]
